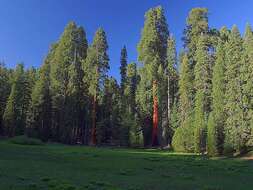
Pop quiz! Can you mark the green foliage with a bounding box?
[9,135,44,145]
[183,8,209,62]
[50,22,88,143]
[207,112,218,156]
[172,125,194,152]
[178,54,193,128]
[242,24,253,148]
[193,91,207,153]
[224,26,245,154]
[120,46,128,95]
[0,63,12,134]
[208,38,226,155]
[3,64,31,136]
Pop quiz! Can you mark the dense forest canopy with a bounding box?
[0,6,253,156]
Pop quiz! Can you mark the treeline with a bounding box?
[0,6,252,156]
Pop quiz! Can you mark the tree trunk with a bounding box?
[152,80,158,146]
[91,95,96,145]
[167,73,171,146]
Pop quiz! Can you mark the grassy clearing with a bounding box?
[0,141,252,190]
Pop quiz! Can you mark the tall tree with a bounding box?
[166,36,178,146]
[242,24,253,147]
[50,22,88,143]
[120,46,128,95]
[172,54,194,152]
[124,62,139,145]
[3,64,27,136]
[193,35,212,153]
[0,63,11,135]
[83,28,109,145]
[224,26,245,154]
[183,8,209,64]
[137,6,169,146]
[207,38,226,156]
[26,63,51,141]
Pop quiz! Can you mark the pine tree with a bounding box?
[172,54,194,152]
[26,63,51,141]
[0,63,11,135]
[137,6,169,146]
[83,28,109,145]
[120,46,128,95]
[207,38,226,156]
[50,22,88,143]
[242,24,253,147]
[224,26,245,154]
[124,62,139,146]
[193,35,211,153]
[166,36,178,146]
[183,8,209,64]
[3,64,27,136]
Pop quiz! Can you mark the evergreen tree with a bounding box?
[50,22,88,143]
[193,35,211,153]
[172,54,194,152]
[120,46,128,95]
[137,6,169,146]
[3,64,27,136]
[0,63,11,135]
[242,24,253,147]
[224,26,245,154]
[26,63,51,141]
[183,8,209,64]
[124,62,139,146]
[83,28,109,145]
[207,39,226,156]
[166,36,178,146]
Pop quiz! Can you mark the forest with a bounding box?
[0,6,253,157]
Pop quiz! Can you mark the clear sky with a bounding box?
[1,0,252,80]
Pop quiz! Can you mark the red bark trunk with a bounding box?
[152,80,158,146]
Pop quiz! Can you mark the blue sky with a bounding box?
[0,0,252,80]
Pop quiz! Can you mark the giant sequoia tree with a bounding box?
[137,6,169,146]
[83,28,109,145]
[1,6,253,155]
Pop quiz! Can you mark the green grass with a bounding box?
[0,141,252,190]
[8,135,44,146]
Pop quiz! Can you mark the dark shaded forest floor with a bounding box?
[0,140,253,190]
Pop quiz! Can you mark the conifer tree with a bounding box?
[172,54,194,152]
[0,63,11,134]
[26,63,51,141]
[193,35,211,153]
[83,28,109,145]
[120,46,128,95]
[50,22,88,143]
[166,36,178,146]
[224,26,245,153]
[242,24,253,147]
[183,8,209,64]
[207,38,226,156]
[137,6,169,146]
[3,64,26,136]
